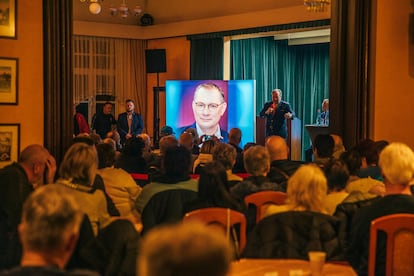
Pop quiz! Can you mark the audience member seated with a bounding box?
[0,144,57,269]
[212,143,243,187]
[0,185,98,276]
[231,145,282,203]
[227,128,245,173]
[179,132,198,173]
[231,145,282,230]
[56,143,112,236]
[147,135,178,180]
[324,159,355,215]
[136,146,198,234]
[71,136,120,217]
[102,137,121,162]
[79,219,139,275]
[266,135,306,192]
[353,138,383,181]
[243,164,342,260]
[331,134,346,159]
[137,133,153,164]
[312,134,334,169]
[184,162,245,215]
[193,139,217,174]
[183,127,200,155]
[138,222,233,276]
[346,142,414,276]
[264,164,328,216]
[96,143,142,224]
[115,136,147,174]
[340,150,385,198]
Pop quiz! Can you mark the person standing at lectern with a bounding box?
[259,89,294,139]
[117,99,144,146]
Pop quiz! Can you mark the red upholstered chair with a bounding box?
[244,191,288,223]
[368,213,414,276]
[183,207,247,256]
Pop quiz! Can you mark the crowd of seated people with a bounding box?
[2,125,414,276]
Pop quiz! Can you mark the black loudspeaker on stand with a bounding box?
[145,49,167,148]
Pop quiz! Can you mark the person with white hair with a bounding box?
[347,142,414,276]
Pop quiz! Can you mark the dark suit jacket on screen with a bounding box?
[178,122,228,143]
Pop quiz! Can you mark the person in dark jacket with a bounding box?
[243,164,343,261]
[0,145,56,269]
[117,99,144,145]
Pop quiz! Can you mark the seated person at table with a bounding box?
[266,135,305,192]
[231,145,282,202]
[347,142,414,276]
[115,136,147,174]
[212,143,243,186]
[138,222,233,276]
[96,143,141,224]
[56,143,112,236]
[193,139,218,174]
[0,184,97,275]
[312,134,334,169]
[243,164,342,260]
[183,162,244,215]
[135,145,198,214]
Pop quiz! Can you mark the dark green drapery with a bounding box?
[190,37,224,80]
[230,38,330,157]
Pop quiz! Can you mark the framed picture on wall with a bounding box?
[0,57,18,105]
[0,123,20,168]
[0,0,16,39]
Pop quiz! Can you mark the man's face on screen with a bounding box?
[192,86,227,133]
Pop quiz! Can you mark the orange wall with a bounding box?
[146,37,190,138]
[372,0,414,148]
[0,0,43,159]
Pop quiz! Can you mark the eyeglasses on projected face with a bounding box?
[193,102,225,112]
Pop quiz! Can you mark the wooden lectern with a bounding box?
[305,124,329,144]
[256,117,302,161]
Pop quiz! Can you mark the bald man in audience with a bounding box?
[0,145,57,269]
[266,136,306,192]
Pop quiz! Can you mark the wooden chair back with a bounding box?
[244,191,288,223]
[183,207,247,256]
[368,213,414,276]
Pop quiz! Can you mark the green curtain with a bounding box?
[190,37,224,80]
[230,38,330,158]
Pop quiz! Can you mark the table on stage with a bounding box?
[228,259,357,276]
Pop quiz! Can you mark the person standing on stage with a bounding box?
[91,102,117,139]
[259,89,294,139]
[117,99,144,145]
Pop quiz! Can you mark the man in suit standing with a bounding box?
[259,89,294,139]
[117,99,144,145]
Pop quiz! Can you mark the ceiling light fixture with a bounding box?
[80,0,103,15]
[109,0,142,19]
[304,0,331,12]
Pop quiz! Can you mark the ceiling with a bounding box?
[73,0,305,26]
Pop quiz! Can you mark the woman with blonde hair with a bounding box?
[56,143,111,236]
[264,164,328,216]
[243,164,342,260]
